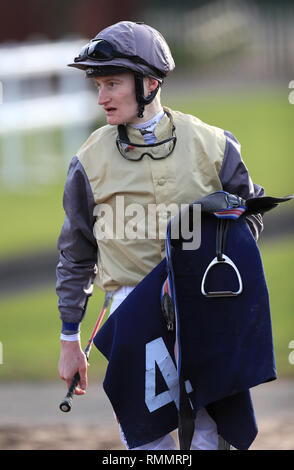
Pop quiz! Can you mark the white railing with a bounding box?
[0,39,103,187]
[1,4,294,188]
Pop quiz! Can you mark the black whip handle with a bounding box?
[59,371,80,412]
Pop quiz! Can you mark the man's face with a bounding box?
[94,73,138,125]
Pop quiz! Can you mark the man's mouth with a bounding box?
[105,107,116,114]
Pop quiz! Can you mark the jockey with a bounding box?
[57,20,264,450]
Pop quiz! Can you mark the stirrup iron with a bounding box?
[201,254,243,297]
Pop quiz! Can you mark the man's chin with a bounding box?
[106,115,120,126]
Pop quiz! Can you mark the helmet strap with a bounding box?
[133,72,161,118]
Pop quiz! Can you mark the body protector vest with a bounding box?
[94,191,293,450]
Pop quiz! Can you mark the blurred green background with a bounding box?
[0,0,293,385]
[0,90,293,381]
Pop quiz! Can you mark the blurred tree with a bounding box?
[146,0,214,9]
[146,0,294,8]
[0,0,139,42]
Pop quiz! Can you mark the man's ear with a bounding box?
[143,77,159,96]
[148,77,159,92]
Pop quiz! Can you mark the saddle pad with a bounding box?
[94,214,276,449]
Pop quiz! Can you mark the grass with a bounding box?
[259,237,294,377]
[0,86,293,381]
[0,87,294,258]
[0,284,108,382]
[0,88,293,258]
[0,184,65,258]
[167,88,294,196]
[0,237,293,381]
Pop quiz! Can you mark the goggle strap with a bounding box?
[117,109,176,147]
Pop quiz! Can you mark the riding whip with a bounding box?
[59,291,114,412]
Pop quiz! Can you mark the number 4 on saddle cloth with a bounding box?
[94,191,293,450]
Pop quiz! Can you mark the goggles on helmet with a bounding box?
[116,110,177,161]
[74,39,164,80]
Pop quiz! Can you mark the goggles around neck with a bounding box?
[116,110,177,161]
[74,39,164,79]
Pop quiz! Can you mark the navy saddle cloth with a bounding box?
[94,192,293,449]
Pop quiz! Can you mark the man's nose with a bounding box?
[97,86,110,105]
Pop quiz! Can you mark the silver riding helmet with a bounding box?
[68,21,175,117]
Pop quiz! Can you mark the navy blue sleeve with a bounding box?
[56,156,97,334]
[220,131,264,240]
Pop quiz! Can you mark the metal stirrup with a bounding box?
[201,254,243,297]
[201,219,243,297]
